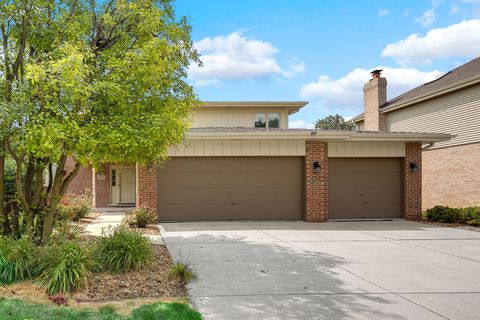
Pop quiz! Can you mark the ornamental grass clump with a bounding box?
[35,240,96,295]
[0,236,36,284]
[96,227,154,273]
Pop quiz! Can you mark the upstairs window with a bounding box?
[255,113,280,128]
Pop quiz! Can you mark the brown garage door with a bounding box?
[329,158,402,219]
[157,157,303,221]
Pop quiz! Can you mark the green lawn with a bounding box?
[0,298,202,320]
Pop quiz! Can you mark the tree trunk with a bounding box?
[0,141,6,235]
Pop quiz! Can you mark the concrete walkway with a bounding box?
[85,209,164,244]
[161,220,480,320]
[85,210,126,236]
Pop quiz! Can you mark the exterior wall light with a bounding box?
[313,161,321,173]
[409,162,419,173]
[146,164,154,173]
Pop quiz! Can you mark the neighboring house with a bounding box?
[68,101,450,222]
[352,57,480,210]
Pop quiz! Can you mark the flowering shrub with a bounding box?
[57,194,92,222]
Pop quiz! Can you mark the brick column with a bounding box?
[305,141,328,222]
[404,143,422,220]
[138,165,157,210]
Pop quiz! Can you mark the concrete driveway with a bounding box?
[160,221,480,320]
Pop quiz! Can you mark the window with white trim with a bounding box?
[255,113,280,128]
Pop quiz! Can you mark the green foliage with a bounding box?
[126,207,157,228]
[1,0,200,242]
[315,114,356,131]
[0,237,36,284]
[57,194,92,222]
[425,205,480,225]
[0,298,202,320]
[425,206,460,223]
[169,262,194,283]
[0,298,126,320]
[96,227,154,273]
[35,240,96,295]
[131,302,202,320]
[467,219,480,227]
[3,157,16,197]
[457,206,480,222]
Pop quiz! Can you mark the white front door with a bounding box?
[111,166,135,205]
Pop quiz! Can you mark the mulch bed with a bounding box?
[419,220,480,232]
[120,215,161,235]
[73,245,186,302]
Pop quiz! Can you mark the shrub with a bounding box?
[467,219,480,227]
[126,207,157,228]
[96,227,154,273]
[57,194,92,222]
[169,262,194,283]
[35,240,95,295]
[425,205,460,223]
[0,237,36,284]
[458,206,480,222]
[130,302,202,320]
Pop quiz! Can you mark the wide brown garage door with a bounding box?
[329,158,402,219]
[157,157,303,221]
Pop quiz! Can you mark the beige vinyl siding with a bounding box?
[168,139,306,156]
[192,109,289,128]
[385,85,480,148]
[328,142,405,157]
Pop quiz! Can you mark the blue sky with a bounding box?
[174,0,480,128]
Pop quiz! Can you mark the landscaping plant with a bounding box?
[57,194,92,222]
[169,262,194,283]
[0,236,36,284]
[35,240,96,295]
[96,227,154,273]
[126,206,157,228]
[425,205,480,225]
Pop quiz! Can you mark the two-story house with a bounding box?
[68,101,450,222]
[352,57,480,209]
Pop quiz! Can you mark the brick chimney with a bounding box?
[363,69,387,131]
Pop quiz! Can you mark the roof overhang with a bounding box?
[199,101,308,115]
[186,130,453,144]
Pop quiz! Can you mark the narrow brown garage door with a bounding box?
[329,158,402,219]
[157,157,303,221]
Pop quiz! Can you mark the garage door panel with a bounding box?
[158,187,301,205]
[329,158,402,219]
[157,171,300,189]
[157,157,303,221]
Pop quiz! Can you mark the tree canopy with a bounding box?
[0,0,200,242]
[314,114,356,131]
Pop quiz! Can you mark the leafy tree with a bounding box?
[314,114,356,131]
[0,0,200,242]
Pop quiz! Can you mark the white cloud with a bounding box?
[450,3,460,14]
[188,32,304,85]
[300,67,442,112]
[416,0,442,27]
[403,9,412,17]
[382,19,480,65]
[289,120,315,129]
[379,9,389,16]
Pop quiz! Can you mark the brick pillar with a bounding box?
[404,143,422,220]
[305,141,328,222]
[138,165,157,210]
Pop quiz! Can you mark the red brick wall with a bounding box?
[404,142,422,220]
[423,142,480,209]
[65,157,93,196]
[138,165,157,209]
[95,164,110,207]
[305,141,328,222]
